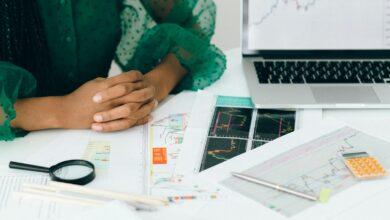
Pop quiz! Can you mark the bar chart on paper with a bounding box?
[221,127,390,217]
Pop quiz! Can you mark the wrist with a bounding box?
[11,96,65,130]
[144,73,168,101]
[52,96,67,129]
[144,54,187,101]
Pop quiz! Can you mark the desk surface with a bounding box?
[3,48,390,219]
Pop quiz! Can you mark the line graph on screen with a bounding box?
[253,0,319,26]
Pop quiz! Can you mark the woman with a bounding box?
[0,0,226,141]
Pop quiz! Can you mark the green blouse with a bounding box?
[0,0,226,141]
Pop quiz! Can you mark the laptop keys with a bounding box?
[254,61,390,84]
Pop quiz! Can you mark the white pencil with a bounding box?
[48,181,168,205]
[231,172,318,201]
[21,182,164,211]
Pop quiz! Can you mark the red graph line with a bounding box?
[212,111,247,136]
[278,118,283,137]
[212,112,221,135]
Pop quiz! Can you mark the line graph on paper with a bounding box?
[208,107,253,139]
[254,109,295,143]
[200,107,296,171]
[200,138,248,171]
[148,113,188,195]
[221,127,390,217]
[147,113,224,200]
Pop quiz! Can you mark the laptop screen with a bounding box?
[247,0,390,50]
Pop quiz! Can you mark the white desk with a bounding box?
[2,48,390,219]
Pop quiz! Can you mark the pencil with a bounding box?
[48,181,168,206]
[21,182,165,210]
[231,172,318,201]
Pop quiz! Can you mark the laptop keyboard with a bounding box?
[254,61,390,84]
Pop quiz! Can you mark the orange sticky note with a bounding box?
[153,147,167,164]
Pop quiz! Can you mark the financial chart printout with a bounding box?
[200,96,296,171]
[248,0,390,50]
[221,127,390,217]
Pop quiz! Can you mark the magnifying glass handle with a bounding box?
[9,161,50,173]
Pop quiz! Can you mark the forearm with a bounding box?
[11,96,64,131]
[144,53,187,101]
[7,54,187,131]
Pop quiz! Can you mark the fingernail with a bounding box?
[154,100,158,108]
[148,116,153,122]
[94,115,103,122]
[92,94,102,103]
[92,124,103,131]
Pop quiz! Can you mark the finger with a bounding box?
[105,71,143,87]
[93,103,141,123]
[112,86,156,105]
[129,99,158,120]
[91,118,138,132]
[93,77,106,82]
[135,115,153,126]
[92,82,147,103]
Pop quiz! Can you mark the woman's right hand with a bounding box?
[60,72,151,129]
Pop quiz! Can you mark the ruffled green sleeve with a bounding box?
[141,0,216,41]
[115,0,226,92]
[0,62,37,141]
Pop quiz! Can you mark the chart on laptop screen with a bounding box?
[247,0,390,50]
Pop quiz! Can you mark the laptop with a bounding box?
[242,0,390,108]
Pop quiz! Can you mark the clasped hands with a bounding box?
[62,71,158,132]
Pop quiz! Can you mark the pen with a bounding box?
[231,172,318,201]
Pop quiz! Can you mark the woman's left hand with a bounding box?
[90,71,159,132]
[91,53,187,132]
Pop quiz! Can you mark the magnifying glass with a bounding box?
[9,160,95,185]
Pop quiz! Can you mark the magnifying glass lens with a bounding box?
[53,165,94,180]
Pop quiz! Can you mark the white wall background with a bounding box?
[211,0,241,51]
